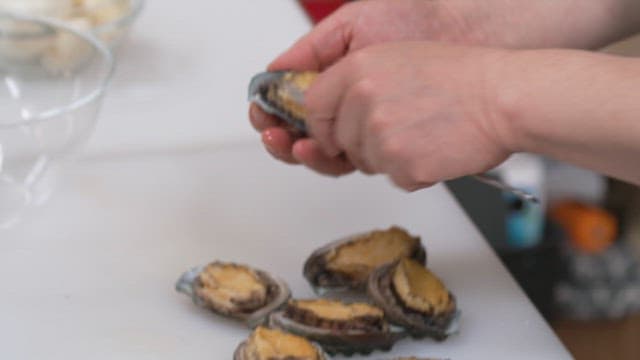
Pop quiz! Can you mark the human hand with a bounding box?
[252,0,634,176]
[271,0,631,72]
[301,41,515,191]
[254,0,470,176]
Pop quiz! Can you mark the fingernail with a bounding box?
[262,130,281,154]
[262,129,275,143]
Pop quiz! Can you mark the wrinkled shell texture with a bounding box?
[285,299,385,330]
[269,298,404,356]
[304,226,426,291]
[176,261,290,327]
[368,260,458,340]
[265,71,316,123]
[195,262,271,314]
[251,71,318,132]
[181,226,457,358]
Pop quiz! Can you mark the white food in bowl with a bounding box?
[0,0,74,18]
[0,0,137,47]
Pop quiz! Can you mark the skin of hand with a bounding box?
[498,49,640,186]
[250,0,640,177]
[297,41,514,190]
[281,41,640,190]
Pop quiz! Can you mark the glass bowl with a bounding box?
[87,0,145,49]
[0,12,114,228]
[0,0,144,49]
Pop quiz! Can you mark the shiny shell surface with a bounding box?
[175,261,291,328]
[367,258,460,340]
[268,298,405,356]
[234,326,327,360]
[304,226,426,293]
[248,70,317,133]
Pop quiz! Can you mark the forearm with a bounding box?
[453,0,640,49]
[497,49,640,184]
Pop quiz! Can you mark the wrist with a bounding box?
[489,49,573,156]
[482,49,532,154]
[452,0,640,49]
[491,49,640,184]
[485,49,570,156]
[490,49,636,156]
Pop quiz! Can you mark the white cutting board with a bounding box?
[0,143,571,359]
[88,0,311,156]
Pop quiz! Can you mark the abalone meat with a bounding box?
[367,258,459,340]
[248,70,317,133]
[304,226,426,293]
[176,261,290,327]
[234,326,327,360]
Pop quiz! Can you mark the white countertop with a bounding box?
[1,143,570,359]
[88,0,310,156]
[0,0,571,359]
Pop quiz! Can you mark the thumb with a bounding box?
[268,4,354,72]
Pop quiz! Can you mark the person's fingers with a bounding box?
[334,80,376,174]
[291,138,355,176]
[262,128,299,164]
[268,5,355,72]
[303,57,360,157]
[249,103,281,131]
[375,143,435,192]
[389,174,435,192]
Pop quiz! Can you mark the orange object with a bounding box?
[550,201,618,254]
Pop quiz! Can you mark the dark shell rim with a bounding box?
[268,309,405,355]
[367,261,460,339]
[248,71,308,133]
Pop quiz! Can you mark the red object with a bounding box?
[299,0,349,23]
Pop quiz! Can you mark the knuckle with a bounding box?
[360,166,375,175]
[323,168,344,178]
[406,160,435,186]
[389,174,414,192]
[350,79,377,101]
[406,163,423,182]
[327,163,354,177]
[367,107,390,135]
[379,137,403,161]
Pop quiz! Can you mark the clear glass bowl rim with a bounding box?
[92,0,145,36]
[0,11,115,128]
